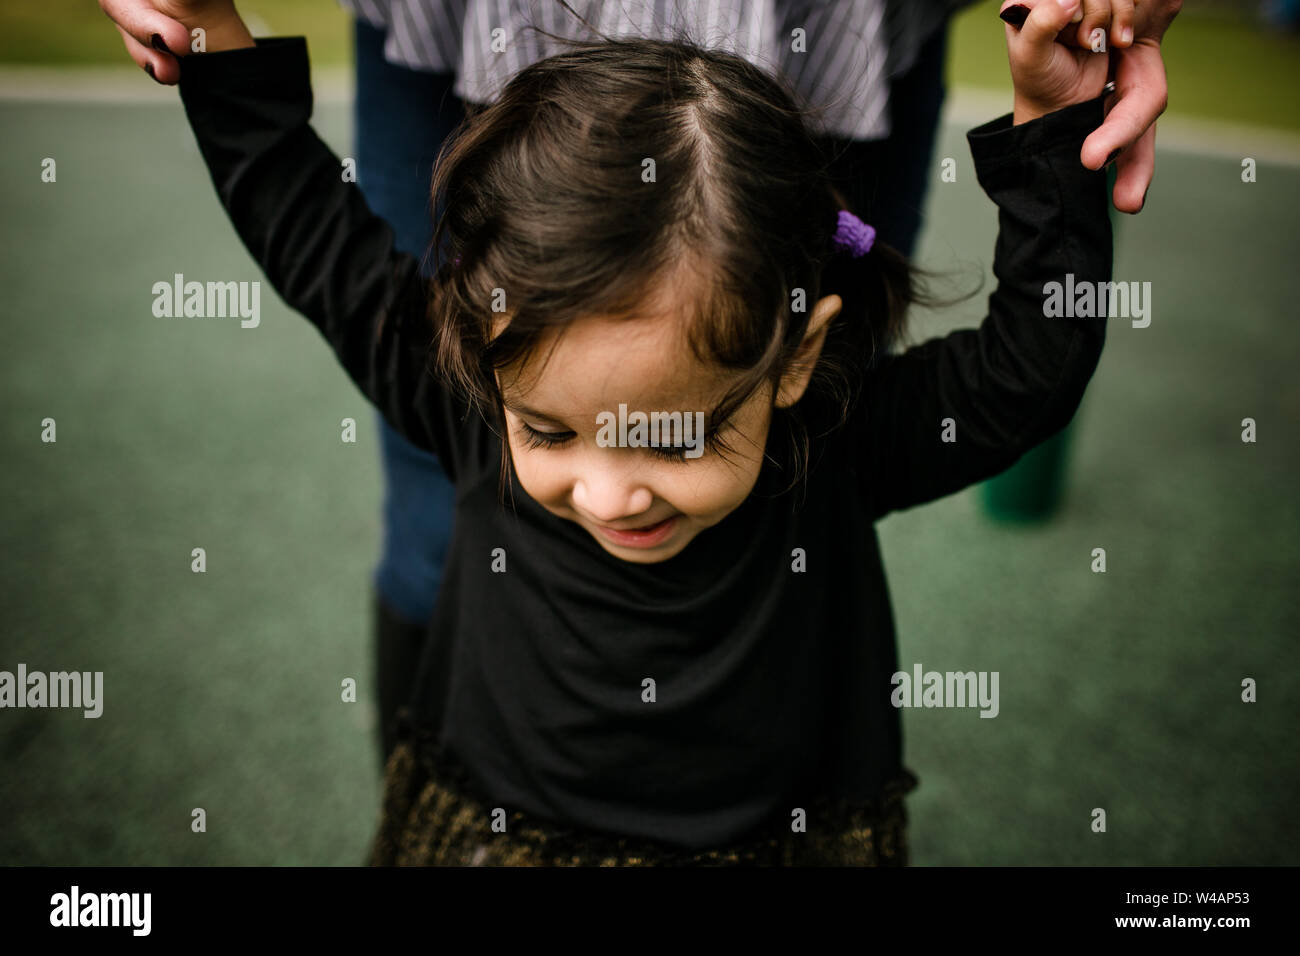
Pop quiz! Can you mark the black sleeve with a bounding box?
[854,93,1113,520]
[176,36,472,481]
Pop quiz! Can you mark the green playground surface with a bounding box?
[1,3,1297,865]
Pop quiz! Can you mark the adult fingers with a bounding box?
[114,22,181,84]
[1111,123,1156,214]
[99,0,191,60]
[1080,41,1167,169]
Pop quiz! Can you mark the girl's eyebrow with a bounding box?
[501,399,568,425]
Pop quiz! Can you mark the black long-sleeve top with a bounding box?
[177,37,1110,850]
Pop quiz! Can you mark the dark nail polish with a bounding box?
[145,62,155,79]
[1104,148,1122,168]
[1139,188,1148,213]
[999,4,1031,28]
[151,33,171,55]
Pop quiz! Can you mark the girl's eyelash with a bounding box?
[646,428,727,463]
[518,422,575,450]
[516,421,726,461]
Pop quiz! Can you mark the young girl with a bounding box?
[159,0,1114,865]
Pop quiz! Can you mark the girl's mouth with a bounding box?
[595,515,681,548]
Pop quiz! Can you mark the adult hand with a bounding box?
[98,0,251,85]
[1000,0,1184,214]
[1079,0,1183,213]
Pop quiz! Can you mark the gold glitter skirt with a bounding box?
[368,716,919,867]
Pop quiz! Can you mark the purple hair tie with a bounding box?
[832,209,876,257]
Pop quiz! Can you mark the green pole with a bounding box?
[980,161,1118,522]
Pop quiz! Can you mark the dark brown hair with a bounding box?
[424,30,950,494]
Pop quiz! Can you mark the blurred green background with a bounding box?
[0,1,1297,865]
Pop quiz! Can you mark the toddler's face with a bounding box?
[495,297,839,564]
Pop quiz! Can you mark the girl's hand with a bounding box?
[1003,0,1112,125]
[98,0,253,85]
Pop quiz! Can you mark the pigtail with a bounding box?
[794,188,972,464]
[820,185,920,365]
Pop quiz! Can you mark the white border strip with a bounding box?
[2,67,1298,167]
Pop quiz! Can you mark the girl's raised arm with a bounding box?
[855,96,1111,519]
[172,30,466,473]
[853,0,1115,519]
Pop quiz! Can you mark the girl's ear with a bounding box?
[775,294,842,409]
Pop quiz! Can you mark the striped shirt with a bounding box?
[338,0,972,141]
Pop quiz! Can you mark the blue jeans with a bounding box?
[353,18,463,630]
[353,19,465,763]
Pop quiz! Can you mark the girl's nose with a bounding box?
[571,468,654,525]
